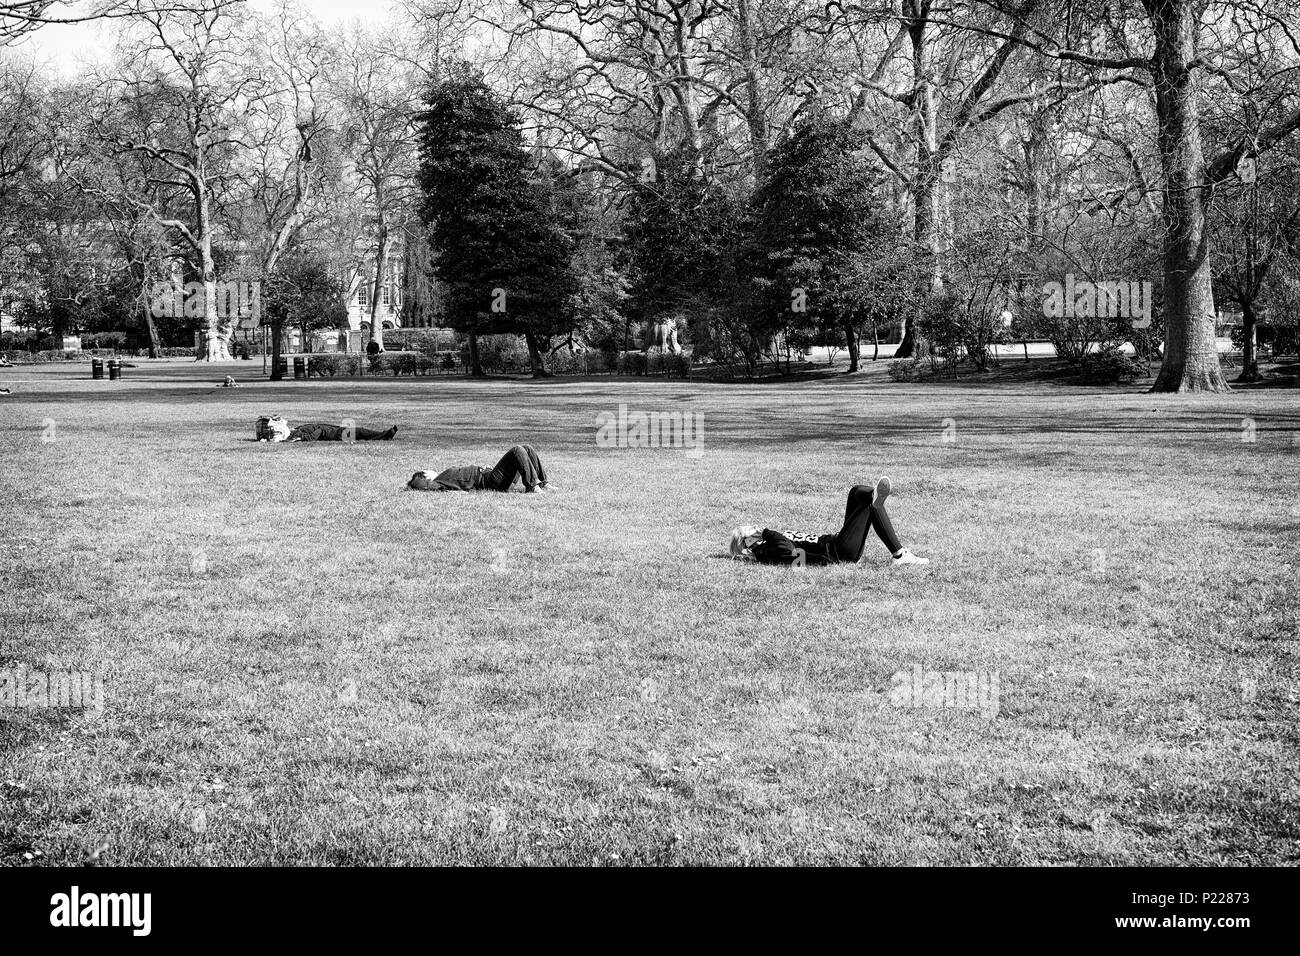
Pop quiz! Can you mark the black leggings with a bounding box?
[483,445,548,492]
[832,485,902,562]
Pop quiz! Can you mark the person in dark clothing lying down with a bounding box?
[729,477,929,566]
[287,423,397,442]
[407,444,550,493]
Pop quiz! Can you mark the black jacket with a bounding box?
[408,466,486,492]
[749,528,840,566]
[287,423,345,442]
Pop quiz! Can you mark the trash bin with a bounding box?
[277,358,288,379]
[293,357,306,380]
[107,359,121,381]
[91,358,104,380]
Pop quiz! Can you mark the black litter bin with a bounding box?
[293,357,306,380]
[107,359,121,381]
[277,358,288,379]
[91,358,104,380]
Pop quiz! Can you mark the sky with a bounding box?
[7,0,398,76]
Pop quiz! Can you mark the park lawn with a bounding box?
[0,359,1297,866]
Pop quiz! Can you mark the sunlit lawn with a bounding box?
[1,358,1297,865]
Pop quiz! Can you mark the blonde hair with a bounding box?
[728,525,761,559]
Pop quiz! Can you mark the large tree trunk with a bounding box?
[51,298,66,347]
[1023,109,1050,245]
[467,332,484,377]
[523,331,551,377]
[133,263,162,358]
[269,319,285,381]
[368,222,390,353]
[844,320,860,372]
[1146,0,1228,393]
[196,183,232,362]
[896,15,944,360]
[1237,299,1260,382]
[735,0,769,184]
[141,300,161,358]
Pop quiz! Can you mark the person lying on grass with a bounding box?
[257,416,397,442]
[407,444,550,493]
[729,477,929,566]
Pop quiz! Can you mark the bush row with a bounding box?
[0,346,198,363]
[307,351,460,377]
[888,347,1150,385]
[1,332,137,351]
[615,351,693,378]
[450,335,691,376]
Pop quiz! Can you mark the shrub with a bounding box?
[1079,346,1147,385]
[457,335,530,373]
[888,358,924,382]
[917,293,1006,374]
[664,351,692,378]
[1273,326,1297,358]
[308,354,344,377]
[0,331,37,352]
[80,331,130,350]
[483,335,531,372]
[547,348,582,375]
[617,351,647,376]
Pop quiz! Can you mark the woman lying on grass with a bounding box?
[729,477,929,566]
[407,444,550,493]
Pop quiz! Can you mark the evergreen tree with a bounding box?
[748,117,896,372]
[417,71,576,377]
[624,147,741,337]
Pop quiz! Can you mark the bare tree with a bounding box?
[234,1,333,373]
[88,0,259,361]
[329,23,423,353]
[2,1,222,47]
[956,0,1300,390]
[816,1,1142,356]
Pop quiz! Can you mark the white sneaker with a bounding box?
[892,549,930,566]
[875,475,891,504]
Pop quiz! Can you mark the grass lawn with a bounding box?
[1,358,1297,865]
